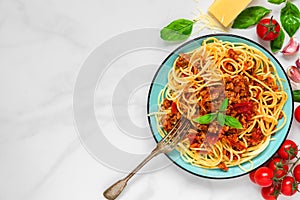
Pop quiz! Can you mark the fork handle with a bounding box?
[103,145,161,200]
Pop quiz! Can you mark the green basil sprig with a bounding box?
[268,0,286,5]
[219,97,228,112]
[271,27,285,53]
[293,90,300,102]
[232,6,271,29]
[160,19,194,41]
[194,113,217,124]
[193,98,243,129]
[224,115,243,129]
[280,1,300,37]
[217,113,226,126]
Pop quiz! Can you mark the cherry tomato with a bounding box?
[256,17,280,41]
[261,185,278,200]
[268,157,288,178]
[278,140,298,160]
[249,170,256,184]
[281,176,298,196]
[293,164,300,182]
[295,105,300,123]
[254,167,274,187]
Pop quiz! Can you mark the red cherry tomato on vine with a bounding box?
[261,185,278,200]
[249,170,256,183]
[293,164,300,182]
[268,157,288,178]
[281,176,298,196]
[254,167,274,187]
[295,105,300,123]
[256,17,280,41]
[278,140,298,160]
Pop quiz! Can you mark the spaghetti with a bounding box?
[155,37,288,171]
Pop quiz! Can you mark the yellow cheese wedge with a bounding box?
[208,0,253,27]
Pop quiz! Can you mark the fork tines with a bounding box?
[162,117,191,143]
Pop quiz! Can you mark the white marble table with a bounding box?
[1,0,299,199]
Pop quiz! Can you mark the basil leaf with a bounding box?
[160,19,194,41]
[193,113,217,124]
[232,6,271,29]
[217,113,226,126]
[225,115,243,129]
[293,90,300,102]
[219,98,229,112]
[268,0,286,5]
[271,27,285,53]
[280,1,300,37]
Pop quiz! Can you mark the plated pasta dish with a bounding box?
[153,37,288,171]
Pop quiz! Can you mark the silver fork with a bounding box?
[103,118,191,200]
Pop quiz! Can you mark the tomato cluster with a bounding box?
[249,139,300,199]
[295,106,300,123]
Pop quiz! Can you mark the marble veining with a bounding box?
[0,0,299,200]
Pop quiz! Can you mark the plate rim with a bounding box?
[146,33,294,179]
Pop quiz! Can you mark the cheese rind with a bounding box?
[208,0,253,27]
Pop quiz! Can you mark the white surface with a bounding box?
[0,0,300,200]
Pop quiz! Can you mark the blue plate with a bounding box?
[147,34,294,179]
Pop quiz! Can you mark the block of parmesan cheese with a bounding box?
[208,0,253,27]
